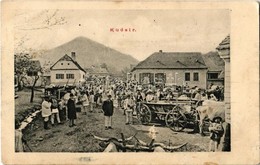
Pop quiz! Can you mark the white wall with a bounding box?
[132,68,207,88]
[50,70,85,85]
[52,60,79,70]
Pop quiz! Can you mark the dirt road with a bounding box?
[23,105,209,152]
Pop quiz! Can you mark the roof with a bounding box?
[50,54,86,73]
[86,67,110,75]
[218,70,225,79]
[216,35,230,50]
[202,52,225,72]
[132,52,207,71]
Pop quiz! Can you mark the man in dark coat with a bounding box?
[67,93,77,127]
[102,94,114,130]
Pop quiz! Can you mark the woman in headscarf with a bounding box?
[67,93,77,127]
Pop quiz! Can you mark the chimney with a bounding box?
[71,52,76,61]
[159,50,163,53]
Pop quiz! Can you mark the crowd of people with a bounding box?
[40,78,224,130]
[15,76,225,152]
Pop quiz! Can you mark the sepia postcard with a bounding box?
[1,1,259,164]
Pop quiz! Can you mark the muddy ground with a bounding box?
[22,104,210,152]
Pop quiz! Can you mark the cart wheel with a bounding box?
[137,104,152,125]
[165,107,187,132]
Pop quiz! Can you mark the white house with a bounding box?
[50,52,86,86]
[131,51,208,89]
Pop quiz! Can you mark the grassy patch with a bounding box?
[15,88,42,124]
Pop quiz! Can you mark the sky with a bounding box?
[15,9,230,61]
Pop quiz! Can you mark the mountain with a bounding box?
[38,36,139,74]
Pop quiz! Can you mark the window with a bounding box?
[193,73,199,81]
[66,74,74,79]
[185,73,190,81]
[208,73,219,80]
[56,74,64,79]
[139,73,154,84]
[68,63,70,65]
[61,63,63,65]
[155,73,166,84]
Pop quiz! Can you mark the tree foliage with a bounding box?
[14,10,67,102]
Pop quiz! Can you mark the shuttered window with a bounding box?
[56,74,64,79]
[193,73,199,81]
[185,73,190,81]
[66,74,74,79]
[139,73,154,84]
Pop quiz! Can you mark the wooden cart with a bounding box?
[136,100,199,132]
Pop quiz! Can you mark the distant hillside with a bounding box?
[202,51,225,71]
[37,36,139,74]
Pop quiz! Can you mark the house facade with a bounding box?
[50,52,86,86]
[202,52,225,87]
[131,51,208,89]
[86,66,110,78]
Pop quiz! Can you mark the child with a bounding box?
[58,98,67,122]
[208,117,224,152]
[210,94,218,101]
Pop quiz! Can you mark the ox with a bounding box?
[196,100,225,136]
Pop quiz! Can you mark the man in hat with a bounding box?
[41,96,52,129]
[102,94,114,130]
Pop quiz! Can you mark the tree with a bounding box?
[15,53,42,102]
[14,53,31,90]
[14,10,67,102]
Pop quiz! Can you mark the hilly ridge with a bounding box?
[38,36,139,74]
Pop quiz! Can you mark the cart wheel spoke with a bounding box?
[138,104,151,125]
[166,110,187,132]
[178,122,184,128]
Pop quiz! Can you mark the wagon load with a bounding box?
[201,100,225,121]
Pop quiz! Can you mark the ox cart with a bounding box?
[136,100,199,132]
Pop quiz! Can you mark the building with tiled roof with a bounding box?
[131,50,208,88]
[216,35,230,124]
[216,35,230,54]
[50,52,86,86]
[86,66,110,78]
[202,51,225,87]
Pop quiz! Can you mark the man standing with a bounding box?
[102,94,114,130]
[124,94,134,125]
[50,96,61,126]
[41,96,52,129]
[67,93,77,127]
